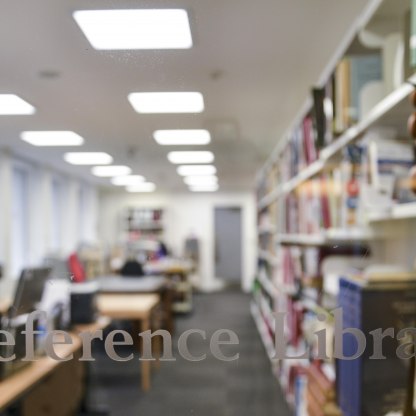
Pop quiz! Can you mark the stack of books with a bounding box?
[306,364,341,416]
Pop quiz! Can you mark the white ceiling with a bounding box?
[0,0,371,192]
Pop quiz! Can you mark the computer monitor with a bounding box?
[44,257,72,281]
[9,267,52,319]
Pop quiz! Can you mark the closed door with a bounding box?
[214,207,242,282]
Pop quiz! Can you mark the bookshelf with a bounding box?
[123,207,164,235]
[368,200,416,221]
[276,228,376,246]
[257,79,415,211]
[253,0,416,414]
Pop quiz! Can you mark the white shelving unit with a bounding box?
[368,201,416,222]
[121,207,165,239]
[250,301,275,361]
[276,228,376,246]
[253,0,416,414]
[258,79,415,212]
[257,269,279,298]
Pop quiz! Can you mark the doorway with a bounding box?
[214,207,242,283]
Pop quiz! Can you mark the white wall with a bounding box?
[0,148,99,295]
[98,190,257,292]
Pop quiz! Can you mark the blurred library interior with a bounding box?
[1,0,416,415]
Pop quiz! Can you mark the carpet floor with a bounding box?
[87,290,292,416]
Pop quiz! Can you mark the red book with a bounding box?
[303,115,318,164]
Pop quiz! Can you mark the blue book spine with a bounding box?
[337,278,362,416]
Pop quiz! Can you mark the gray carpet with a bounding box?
[88,290,292,416]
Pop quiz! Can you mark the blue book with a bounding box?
[337,277,416,415]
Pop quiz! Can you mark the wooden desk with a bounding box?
[98,275,174,333]
[0,317,110,413]
[144,260,193,313]
[97,293,160,392]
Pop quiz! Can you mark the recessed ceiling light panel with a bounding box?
[64,152,113,165]
[91,165,132,177]
[167,151,214,164]
[184,176,218,186]
[0,94,35,115]
[128,92,204,114]
[189,184,219,192]
[177,165,217,176]
[126,182,156,193]
[111,175,146,186]
[154,129,211,145]
[21,131,84,147]
[73,9,192,50]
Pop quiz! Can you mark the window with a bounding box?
[78,183,87,243]
[11,166,29,278]
[51,177,64,253]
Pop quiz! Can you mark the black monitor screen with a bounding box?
[10,267,51,318]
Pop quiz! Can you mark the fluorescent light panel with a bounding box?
[128,92,204,114]
[21,131,84,147]
[168,151,214,164]
[184,176,218,186]
[154,129,210,146]
[92,165,131,177]
[73,9,192,50]
[189,184,219,192]
[126,182,156,193]
[177,165,217,176]
[0,94,35,115]
[111,175,145,186]
[64,152,113,165]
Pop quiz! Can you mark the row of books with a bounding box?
[260,129,413,228]
[272,53,383,186]
[286,362,341,416]
[257,163,280,203]
[258,47,388,202]
[284,167,361,235]
[256,236,416,415]
[274,266,416,415]
[284,131,415,235]
[282,255,416,412]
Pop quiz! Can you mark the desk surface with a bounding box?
[97,294,160,320]
[0,317,110,411]
[98,275,167,293]
[96,294,160,392]
[144,259,192,275]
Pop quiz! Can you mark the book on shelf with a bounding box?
[320,175,332,229]
[335,58,351,133]
[359,130,414,212]
[334,54,382,133]
[337,276,416,416]
[312,87,327,151]
[307,362,336,401]
[303,115,318,165]
[284,169,361,235]
[346,264,416,283]
[312,81,335,150]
